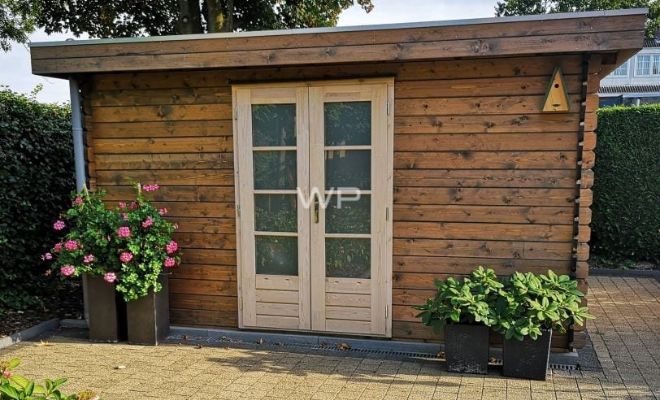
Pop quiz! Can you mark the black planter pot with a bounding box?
[503,328,552,380]
[444,323,490,374]
[85,274,127,342]
[126,274,170,345]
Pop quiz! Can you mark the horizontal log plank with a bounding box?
[172,232,236,250]
[395,95,582,115]
[172,217,236,234]
[395,151,577,170]
[93,137,233,154]
[394,133,578,152]
[394,187,577,206]
[170,278,236,296]
[170,293,237,311]
[95,153,233,170]
[92,87,232,106]
[394,221,574,242]
[180,249,236,266]
[92,104,232,123]
[172,265,236,281]
[170,308,237,327]
[100,185,236,202]
[89,120,233,138]
[393,256,573,276]
[394,205,574,225]
[394,114,580,134]
[95,170,234,188]
[394,238,573,260]
[394,169,577,189]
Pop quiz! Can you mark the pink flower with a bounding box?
[117,226,131,238]
[53,220,66,231]
[166,240,178,255]
[158,208,168,216]
[119,252,133,263]
[41,252,53,261]
[3,370,11,378]
[129,201,138,210]
[64,240,79,251]
[103,272,117,283]
[118,202,127,209]
[53,243,63,253]
[83,254,95,264]
[142,216,154,229]
[60,265,76,277]
[73,196,83,206]
[164,257,177,268]
[143,184,160,192]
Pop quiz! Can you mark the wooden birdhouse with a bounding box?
[543,66,571,112]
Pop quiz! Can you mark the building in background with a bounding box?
[599,37,660,106]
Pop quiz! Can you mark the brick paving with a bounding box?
[1,275,658,399]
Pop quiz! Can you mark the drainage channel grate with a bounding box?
[167,334,579,371]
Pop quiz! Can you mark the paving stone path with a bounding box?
[1,276,658,399]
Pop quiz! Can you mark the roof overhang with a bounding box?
[30,8,648,77]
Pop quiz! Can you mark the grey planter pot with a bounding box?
[85,274,126,342]
[444,324,490,374]
[126,274,170,345]
[503,328,552,380]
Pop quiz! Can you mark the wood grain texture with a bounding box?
[80,53,597,347]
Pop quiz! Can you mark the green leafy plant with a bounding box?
[593,105,660,263]
[0,358,98,400]
[43,183,182,302]
[415,267,503,333]
[493,270,594,341]
[0,89,73,311]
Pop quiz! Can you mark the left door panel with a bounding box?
[234,86,310,330]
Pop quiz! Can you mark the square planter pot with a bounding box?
[85,274,127,342]
[503,328,552,380]
[126,274,170,345]
[444,323,490,374]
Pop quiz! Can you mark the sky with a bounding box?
[0,0,496,104]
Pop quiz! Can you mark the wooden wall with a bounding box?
[82,53,596,348]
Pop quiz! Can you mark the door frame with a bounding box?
[232,78,394,337]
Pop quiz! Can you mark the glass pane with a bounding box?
[325,150,370,190]
[324,101,371,146]
[326,195,370,234]
[254,151,296,190]
[255,194,297,232]
[326,238,370,279]
[252,104,296,146]
[256,236,298,275]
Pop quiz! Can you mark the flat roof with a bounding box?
[30,8,648,77]
[30,8,648,48]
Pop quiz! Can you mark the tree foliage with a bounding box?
[592,105,660,262]
[0,0,37,51]
[0,89,73,310]
[31,0,374,38]
[495,0,660,37]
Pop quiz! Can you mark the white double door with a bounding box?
[234,79,393,337]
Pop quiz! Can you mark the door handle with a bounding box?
[314,193,320,224]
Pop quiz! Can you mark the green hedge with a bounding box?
[0,90,74,310]
[593,105,660,262]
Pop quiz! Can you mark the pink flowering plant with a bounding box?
[44,184,181,302]
[45,189,121,280]
[111,183,181,301]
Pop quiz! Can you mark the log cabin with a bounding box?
[30,9,647,351]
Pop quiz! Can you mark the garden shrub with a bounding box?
[593,105,660,262]
[0,89,73,311]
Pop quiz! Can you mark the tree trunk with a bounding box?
[221,0,234,32]
[207,0,219,33]
[177,0,203,34]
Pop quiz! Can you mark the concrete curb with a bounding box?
[0,319,60,350]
